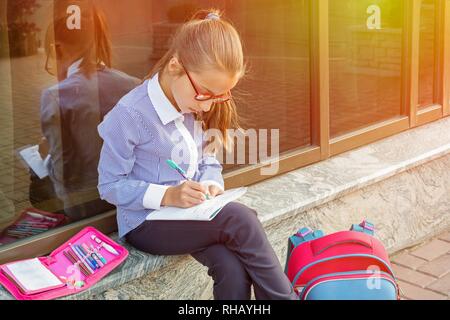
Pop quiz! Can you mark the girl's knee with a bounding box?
[220,201,254,212]
[218,202,259,224]
[214,203,264,240]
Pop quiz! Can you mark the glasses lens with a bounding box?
[45,55,54,76]
[195,92,232,103]
[45,43,57,76]
[195,94,213,101]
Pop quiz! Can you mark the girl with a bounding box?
[36,1,139,219]
[97,9,297,300]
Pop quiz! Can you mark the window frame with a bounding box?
[415,0,446,126]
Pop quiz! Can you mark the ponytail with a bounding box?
[91,5,112,69]
[78,1,112,77]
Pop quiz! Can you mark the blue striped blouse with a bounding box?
[97,73,225,239]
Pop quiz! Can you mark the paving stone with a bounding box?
[410,239,450,261]
[418,254,450,278]
[392,263,437,288]
[391,252,428,270]
[397,280,447,300]
[427,273,450,297]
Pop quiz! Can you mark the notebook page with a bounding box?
[146,187,247,221]
[18,145,49,179]
[5,258,63,292]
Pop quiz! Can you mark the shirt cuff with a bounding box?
[200,180,225,192]
[143,184,171,210]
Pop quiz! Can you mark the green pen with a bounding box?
[209,207,222,220]
[166,159,210,200]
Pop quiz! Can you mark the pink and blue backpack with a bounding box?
[285,220,400,300]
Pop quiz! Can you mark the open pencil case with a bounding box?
[0,226,128,300]
[0,207,67,246]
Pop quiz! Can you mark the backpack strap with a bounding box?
[295,227,324,242]
[284,227,324,274]
[350,220,375,236]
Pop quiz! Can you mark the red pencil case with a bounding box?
[0,226,128,300]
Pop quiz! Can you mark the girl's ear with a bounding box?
[55,43,64,60]
[167,56,183,77]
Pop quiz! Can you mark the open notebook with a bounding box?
[17,145,50,179]
[0,258,65,295]
[146,187,247,221]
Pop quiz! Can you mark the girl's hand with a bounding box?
[38,137,49,159]
[207,185,224,198]
[162,181,208,208]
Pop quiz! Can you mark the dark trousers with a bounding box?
[125,202,298,300]
[29,170,64,211]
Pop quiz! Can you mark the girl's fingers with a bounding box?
[208,187,216,197]
[185,181,207,194]
[208,185,224,197]
[209,186,217,196]
[183,194,204,206]
[185,189,206,201]
[183,182,208,199]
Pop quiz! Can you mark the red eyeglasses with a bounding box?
[179,59,232,104]
[45,43,59,76]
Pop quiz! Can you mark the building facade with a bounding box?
[0,0,449,264]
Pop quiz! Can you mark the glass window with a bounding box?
[329,0,405,138]
[418,0,437,108]
[226,0,311,171]
[0,0,311,247]
[0,0,148,247]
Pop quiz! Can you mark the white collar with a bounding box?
[67,58,83,77]
[147,73,185,125]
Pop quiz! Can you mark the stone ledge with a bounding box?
[92,150,450,299]
[242,116,450,228]
[1,116,450,300]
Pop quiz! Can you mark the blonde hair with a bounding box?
[146,8,246,153]
[45,0,112,78]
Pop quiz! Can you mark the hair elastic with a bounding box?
[205,12,220,21]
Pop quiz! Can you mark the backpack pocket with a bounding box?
[300,271,398,300]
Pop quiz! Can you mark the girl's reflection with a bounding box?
[31,2,140,221]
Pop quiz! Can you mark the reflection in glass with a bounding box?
[0,1,139,246]
[37,2,139,219]
[228,0,311,171]
[418,0,437,108]
[329,0,404,138]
